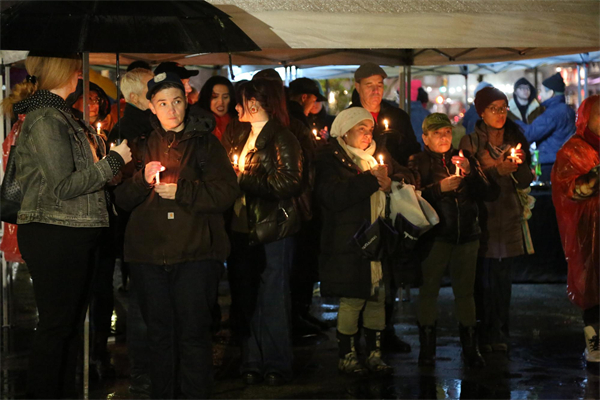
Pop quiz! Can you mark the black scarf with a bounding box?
[13,90,72,115]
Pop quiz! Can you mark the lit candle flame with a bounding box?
[455,150,464,176]
[378,155,384,165]
[96,122,101,135]
[233,154,238,165]
[312,129,320,140]
[383,119,389,130]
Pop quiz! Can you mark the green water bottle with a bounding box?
[534,150,542,179]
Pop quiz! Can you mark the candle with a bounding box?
[155,166,165,184]
[383,119,389,130]
[96,122,101,135]
[312,129,321,140]
[378,155,384,165]
[455,150,464,176]
[233,154,239,166]
[110,143,114,148]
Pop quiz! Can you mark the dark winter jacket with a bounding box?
[507,78,544,124]
[114,114,240,264]
[221,118,303,245]
[350,90,421,166]
[108,103,153,144]
[515,95,575,164]
[408,147,493,245]
[459,119,534,259]
[315,139,415,299]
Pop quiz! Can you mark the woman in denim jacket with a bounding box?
[5,54,131,399]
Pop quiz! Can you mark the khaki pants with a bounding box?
[417,240,479,327]
[337,286,386,335]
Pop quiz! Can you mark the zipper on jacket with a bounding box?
[443,153,461,244]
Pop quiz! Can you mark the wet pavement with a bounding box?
[1,262,598,399]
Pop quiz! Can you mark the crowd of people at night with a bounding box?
[1,53,598,399]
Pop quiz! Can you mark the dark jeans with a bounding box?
[127,277,149,378]
[228,233,295,380]
[130,260,222,399]
[18,223,100,399]
[475,257,515,346]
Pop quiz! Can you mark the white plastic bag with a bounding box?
[389,182,439,235]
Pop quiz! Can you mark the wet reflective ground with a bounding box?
[1,263,598,399]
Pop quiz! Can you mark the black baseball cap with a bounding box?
[146,72,185,100]
[154,62,199,80]
[289,78,327,102]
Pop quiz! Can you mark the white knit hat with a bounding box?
[330,108,374,138]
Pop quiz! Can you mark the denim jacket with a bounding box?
[15,107,115,227]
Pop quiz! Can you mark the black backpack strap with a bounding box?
[135,133,149,171]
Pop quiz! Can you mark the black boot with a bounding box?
[418,324,436,367]
[364,328,393,375]
[337,331,368,376]
[459,324,486,368]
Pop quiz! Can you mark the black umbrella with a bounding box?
[1,0,260,53]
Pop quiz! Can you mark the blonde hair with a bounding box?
[2,55,81,118]
[121,68,154,101]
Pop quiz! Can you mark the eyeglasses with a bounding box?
[486,105,509,115]
[88,96,100,105]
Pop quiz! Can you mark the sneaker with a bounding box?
[584,326,600,364]
[365,350,393,375]
[338,352,368,376]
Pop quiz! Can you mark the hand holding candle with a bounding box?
[312,129,321,140]
[383,119,389,130]
[452,150,470,176]
[97,122,102,136]
[144,161,164,184]
[508,143,523,164]
[378,154,384,165]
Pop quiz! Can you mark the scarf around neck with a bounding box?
[337,136,384,291]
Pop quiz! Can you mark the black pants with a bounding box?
[18,223,100,399]
[584,305,600,326]
[130,260,222,399]
[475,257,515,346]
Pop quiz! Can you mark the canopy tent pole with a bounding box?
[116,53,121,143]
[460,65,469,110]
[584,62,589,100]
[577,65,583,106]
[82,52,90,400]
[398,66,405,111]
[405,65,411,114]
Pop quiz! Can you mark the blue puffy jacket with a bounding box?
[515,95,575,164]
[462,105,480,135]
[410,100,430,149]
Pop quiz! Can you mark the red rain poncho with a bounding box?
[0,114,25,263]
[551,95,599,310]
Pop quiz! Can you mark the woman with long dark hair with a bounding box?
[6,54,131,398]
[221,78,303,386]
[197,75,236,141]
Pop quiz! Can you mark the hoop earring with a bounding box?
[250,106,258,113]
